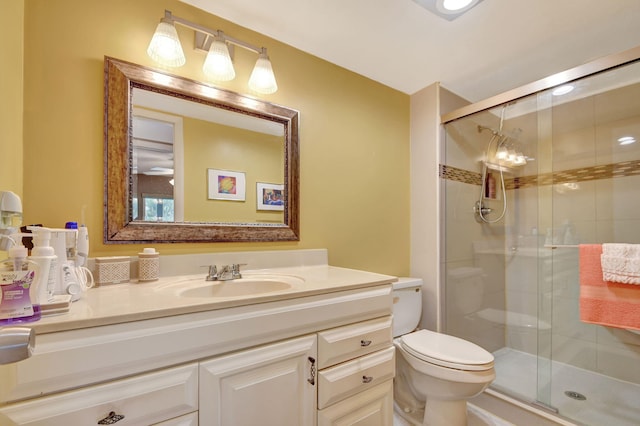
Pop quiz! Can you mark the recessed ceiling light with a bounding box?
[442,0,474,11]
[618,136,636,145]
[412,0,484,21]
[552,84,574,96]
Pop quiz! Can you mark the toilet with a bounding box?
[392,277,495,426]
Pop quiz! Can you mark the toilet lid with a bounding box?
[400,330,494,371]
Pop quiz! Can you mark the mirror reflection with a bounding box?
[131,88,285,225]
[104,57,299,243]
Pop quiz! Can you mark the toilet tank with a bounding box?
[392,277,423,337]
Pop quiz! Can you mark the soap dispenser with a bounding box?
[28,227,58,305]
[0,235,40,324]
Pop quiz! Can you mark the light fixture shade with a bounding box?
[202,37,236,81]
[248,51,278,94]
[147,20,186,67]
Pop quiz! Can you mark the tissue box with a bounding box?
[95,256,130,285]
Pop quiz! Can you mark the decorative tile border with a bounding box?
[440,160,640,188]
[440,165,482,186]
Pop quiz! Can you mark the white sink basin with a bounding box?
[157,274,304,299]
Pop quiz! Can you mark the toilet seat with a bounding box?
[400,330,494,371]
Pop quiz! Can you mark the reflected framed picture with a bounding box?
[208,168,246,201]
[257,182,284,211]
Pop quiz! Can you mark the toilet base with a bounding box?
[394,398,469,426]
[424,399,467,426]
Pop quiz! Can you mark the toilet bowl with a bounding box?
[392,278,496,426]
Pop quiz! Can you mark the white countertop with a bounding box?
[33,265,396,334]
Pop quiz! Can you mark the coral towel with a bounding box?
[579,244,640,331]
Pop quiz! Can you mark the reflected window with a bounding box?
[143,195,174,222]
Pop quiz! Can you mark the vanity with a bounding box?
[0,250,396,425]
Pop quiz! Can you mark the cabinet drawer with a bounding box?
[0,363,198,426]
[318,346,395,409]
[318,380,393,426]
[318,316,392,368]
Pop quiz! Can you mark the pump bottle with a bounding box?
[28,227,58,305]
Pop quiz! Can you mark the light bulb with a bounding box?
[147,20,185,67]
[495,146,508,161]
[202,37,235,81]
[248,50,278,94]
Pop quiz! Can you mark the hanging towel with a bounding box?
[601,243,640,284]
[579,244,640,331]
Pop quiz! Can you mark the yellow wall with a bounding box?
[19,0,410,275]
[0,0,24,196]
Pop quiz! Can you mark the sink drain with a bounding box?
[564,390,586,401]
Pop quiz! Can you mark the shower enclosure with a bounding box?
[441,49,640,425]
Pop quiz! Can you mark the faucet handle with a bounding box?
[231,263,246,279]
[205,265,218,281]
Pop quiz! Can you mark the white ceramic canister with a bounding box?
[138,248,159,282]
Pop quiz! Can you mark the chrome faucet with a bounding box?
[205,264,244,281]
[0,327,35,365]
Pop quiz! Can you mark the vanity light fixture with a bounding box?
[618,136,636,145]
[147,10,278,94]
[412,0,484,20]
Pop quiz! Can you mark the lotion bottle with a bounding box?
[0,235,40,324]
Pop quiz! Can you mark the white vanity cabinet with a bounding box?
[0,282,394,426]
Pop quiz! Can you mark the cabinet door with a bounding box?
[200,334,317,426]
[318,380,393,426]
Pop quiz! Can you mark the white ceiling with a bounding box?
[180,0,640,102]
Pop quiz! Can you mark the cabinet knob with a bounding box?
[360,339,372,347]
[98,411,125,424]
[362,375,373,384]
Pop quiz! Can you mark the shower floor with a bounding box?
[493,347,640,426]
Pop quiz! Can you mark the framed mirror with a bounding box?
[104,57,299,243]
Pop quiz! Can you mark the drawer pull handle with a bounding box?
[308,356,316,385]
[360,339,372,347]
[98,411,125,424]
[362,375,373,384]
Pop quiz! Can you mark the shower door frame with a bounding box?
[441,46,640,125]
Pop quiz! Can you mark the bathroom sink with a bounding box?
[157,274,304,299]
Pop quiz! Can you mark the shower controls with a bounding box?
[473,201,492,223]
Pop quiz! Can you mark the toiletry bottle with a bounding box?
[64,221,78,263]
[76,225,89,267]
[0,235,40,324]
[28,227,58,305]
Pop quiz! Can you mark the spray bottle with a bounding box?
[0,234,40,324]
[28,227,58,305]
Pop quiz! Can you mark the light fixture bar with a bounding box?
[165,10,263,55]
[149,10,278,94]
